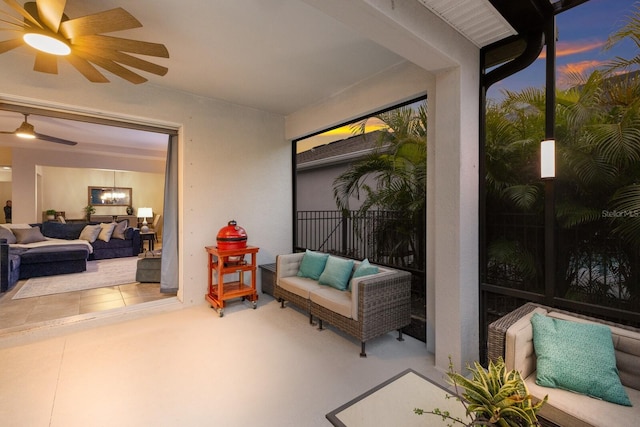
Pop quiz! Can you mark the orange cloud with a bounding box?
[556,60,606,88]
[538,39,606,59]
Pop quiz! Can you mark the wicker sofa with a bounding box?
[488,302,640,427]
[275,252,411,357]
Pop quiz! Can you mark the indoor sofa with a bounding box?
[38,221,141,260]
[488,302,640,427]
[0,221,140,292]
[275,251,411,357]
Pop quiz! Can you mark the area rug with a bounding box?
[12,257,139,299]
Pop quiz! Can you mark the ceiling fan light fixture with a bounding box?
[23,32,71,56]
[15,121,36,139]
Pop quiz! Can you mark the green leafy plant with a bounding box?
[415,357,547,426]
[45,209,57,216]
[84,204,96,220]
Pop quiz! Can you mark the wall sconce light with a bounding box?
[137,207,153,233]
[541,139,555,179]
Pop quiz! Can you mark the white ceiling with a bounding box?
[0,0,514,154]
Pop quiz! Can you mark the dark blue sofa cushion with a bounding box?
[41,221,86,240]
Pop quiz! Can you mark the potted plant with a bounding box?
[84,204,96,221]
[45,209,57,220]
[415,357,547,426]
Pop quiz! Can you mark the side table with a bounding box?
[140,231,157,252]
[259,263,276,296]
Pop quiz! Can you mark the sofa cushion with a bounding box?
[525,374,639,427]
[112,220,129,240]
[278,275,324,299]
[531,313,631,406]
[318,255,354,291]
[79,224,101,243]
[0,226,16,244]
[98,222,117,242]
[12,227,47,244]
[41,221,85,240]
[310,286,352,319]
[297,250,329,280]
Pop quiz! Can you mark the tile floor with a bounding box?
[0,258,174,330]
[0,281,174,329]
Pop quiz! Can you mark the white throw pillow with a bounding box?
[98,222,117,242]
[79,224,101,243]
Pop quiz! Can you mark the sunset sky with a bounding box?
[487,0,638,99]
[300,0,639,151]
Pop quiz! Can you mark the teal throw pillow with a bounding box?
[530,313,631,406]
[318,256,355,291]
[349,259,379,290]
[352,258,379,279]
[297,250,329,280]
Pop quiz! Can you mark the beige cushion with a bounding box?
[309,287,352,318]
[277,276,324,299]
[79,224,101,243]
[12,227,46,244]
[98,222,117,242]
[505,307,547,376]
[112,220,128,240]
[525,374,639,427]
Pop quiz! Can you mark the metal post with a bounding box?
[544,17,556,304]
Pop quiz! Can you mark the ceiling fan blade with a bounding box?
[64,54,109,83]
[2,0,43,29]
[59,8,141,39]
[74,50,147,84]
[72,35,169,58]
[35,0,66,32]
[0,37,23,54]
[35,132,77,146]
[74,46,168,76]
[33,51,58,74]
[0,131,14,134]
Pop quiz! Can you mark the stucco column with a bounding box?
[429,66,480,371]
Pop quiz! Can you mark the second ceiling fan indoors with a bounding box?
[0,113,77,145]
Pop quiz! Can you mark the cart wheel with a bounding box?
[219,309,224,318]
[252,301,257,309]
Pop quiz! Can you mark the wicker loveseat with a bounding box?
[275,251,411,357]
[488,302,640,427]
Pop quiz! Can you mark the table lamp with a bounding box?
[137,207,153,232]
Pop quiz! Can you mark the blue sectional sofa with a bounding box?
[0,221,141,292]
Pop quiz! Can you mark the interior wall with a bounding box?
[40,167,164,221]
[1,59,291,308]
[11,147,165,224]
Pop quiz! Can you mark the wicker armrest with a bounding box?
[356,270,412,339]
[487,302,542,363]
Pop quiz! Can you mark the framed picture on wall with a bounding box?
[88,186,132,206]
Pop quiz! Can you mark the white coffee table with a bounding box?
[326,369,469,427]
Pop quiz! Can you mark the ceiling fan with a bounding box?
[0,0,169,84]
[0,113,77,145]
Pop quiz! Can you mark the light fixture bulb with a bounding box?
[15,122,36,139]
[23,32,71,56]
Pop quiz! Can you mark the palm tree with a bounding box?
[333,102,427,269]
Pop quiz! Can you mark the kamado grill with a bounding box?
[206,220,259,317]
[216,220,247,250]
[216,220,247,265]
